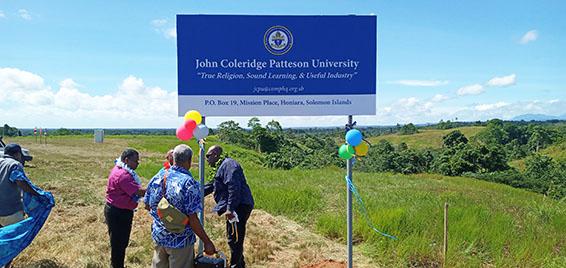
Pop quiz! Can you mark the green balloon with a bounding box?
[339,144,354,159]
[346,144,355,154]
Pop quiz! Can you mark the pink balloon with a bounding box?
[176,125,193,141]
[184,119,197,131]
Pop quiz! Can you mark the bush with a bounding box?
[442,130,468,148]
[2,124,21,137]
[264,146,305,170]
[399,123,418,135]
[464,169,527,188]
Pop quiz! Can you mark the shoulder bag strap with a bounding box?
[161,170,168,199]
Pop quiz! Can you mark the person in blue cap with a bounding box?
[0,144,41,268]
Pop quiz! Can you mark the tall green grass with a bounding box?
[234,150,565,266]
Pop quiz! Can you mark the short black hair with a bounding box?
[120,148,139,162]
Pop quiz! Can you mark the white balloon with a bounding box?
[193,124,209,140]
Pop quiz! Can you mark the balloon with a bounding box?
[184,119,197,131]
[346,144,355,154]
[345,129,363,146]
[193,124,210,140]
[176,125,192,141]
[184,110,202,125]
[354,142,369,156]
[338,144,354,160]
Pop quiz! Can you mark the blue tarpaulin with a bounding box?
[0,177,55,266]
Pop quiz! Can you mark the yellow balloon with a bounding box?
[184,110,202,124]
[354,142,369,156]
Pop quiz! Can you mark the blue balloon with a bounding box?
[345,129,363,146]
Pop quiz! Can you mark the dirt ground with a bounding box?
[302,260,347,268]
[202,199,377,268]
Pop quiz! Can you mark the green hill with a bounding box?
[7,135,565,267]
[510,140,566,171]
[367,126,485,149]
[537,140,566,162]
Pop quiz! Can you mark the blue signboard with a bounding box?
[177,15,376,116]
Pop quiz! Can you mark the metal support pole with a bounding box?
[347,115,353,268]
[443,202,449,267]
[198,116,206,255]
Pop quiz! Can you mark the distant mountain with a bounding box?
[511,114,566,121]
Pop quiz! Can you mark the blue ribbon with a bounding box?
[345,175,397,240]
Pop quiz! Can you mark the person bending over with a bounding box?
[204,145,254,268]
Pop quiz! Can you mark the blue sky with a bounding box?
[1,0,564,128]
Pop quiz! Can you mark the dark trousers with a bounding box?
[226,204,253,268]
[104,203,134,268]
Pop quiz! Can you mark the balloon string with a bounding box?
[345,175,397,240]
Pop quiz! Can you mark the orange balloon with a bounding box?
[354,142,369,156]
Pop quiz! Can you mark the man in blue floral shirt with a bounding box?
[144,144,216,268]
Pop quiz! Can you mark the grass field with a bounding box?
[5,134,565,267]
[367,127,485,149]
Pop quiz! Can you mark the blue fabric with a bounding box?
[0,161,25,216]
[206,158,254,215]
[0,173,55,266]
[9,168,27,183]
[144,166,202,248]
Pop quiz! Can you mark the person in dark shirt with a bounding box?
[204,145,254,268]
[0,144,42,268]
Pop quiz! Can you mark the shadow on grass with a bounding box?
[19,259,70,268]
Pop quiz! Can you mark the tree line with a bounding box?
[216,118,565,199]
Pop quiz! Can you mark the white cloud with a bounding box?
[487,74,516,87]
[463,100,564,121]
[374,97,449,124]
[151,18,176,40]
[18,9,31,20]
[457,84,484,96]
[389,80,449,87]
[0,67,49,101]
[398,97,420,107]
[0,68,178,128]
[431,94,449,102]
[475,102,509,111]
[1,68,564,128]
[0,11,6,19]
[151,19,167,27]
[369,98,565,126]
[165,27,177,39]
[520,30,538,44]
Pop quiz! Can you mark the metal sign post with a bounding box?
[346,115,353,268]
[198,116,206,255]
